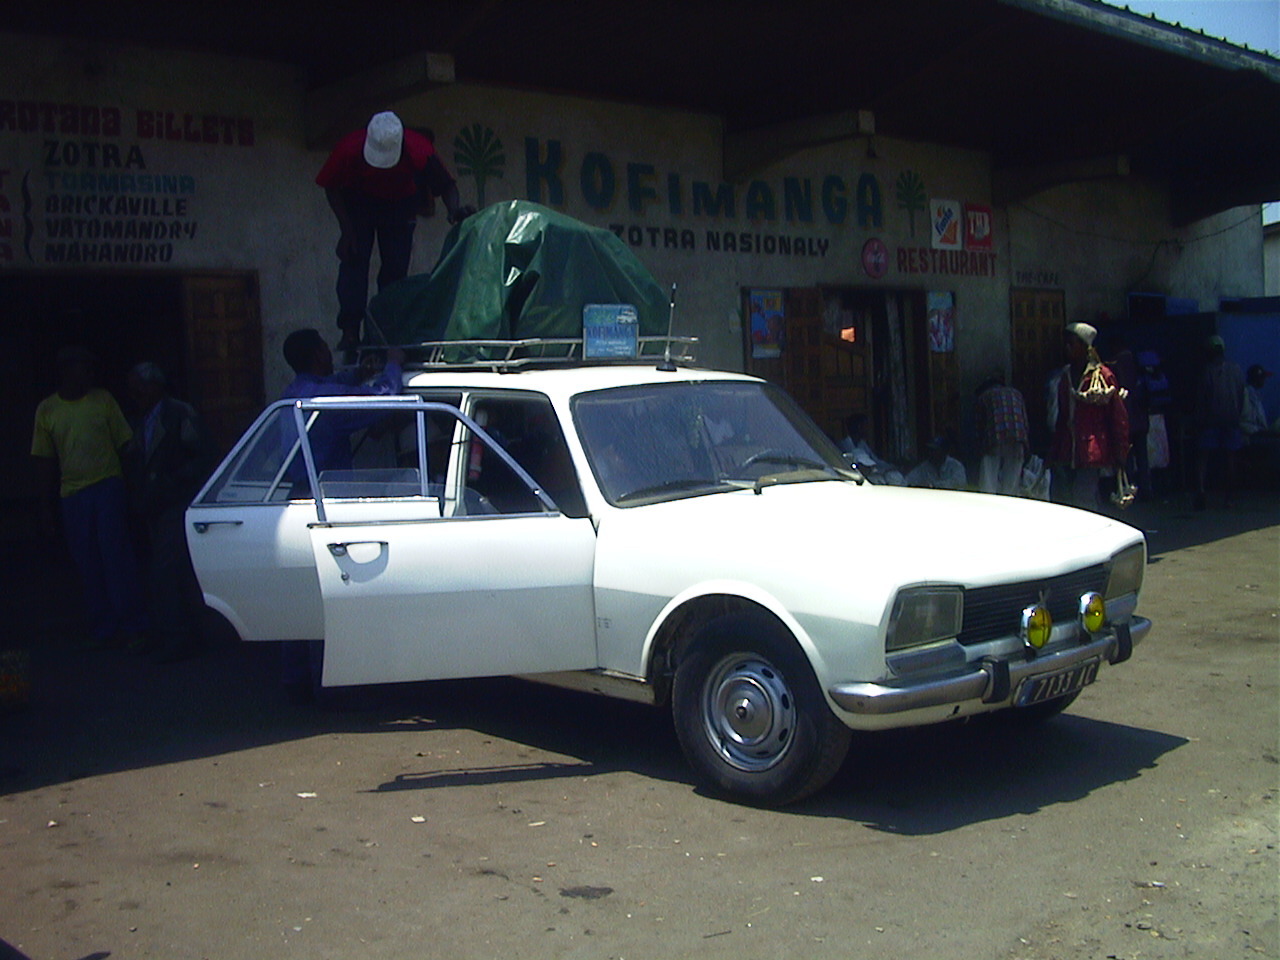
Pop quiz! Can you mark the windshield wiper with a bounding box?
[615,478,730,504]
[747,463,864,493]
[742,453,828,471]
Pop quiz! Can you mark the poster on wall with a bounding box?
[964,203,994,251]
[749,289,785,358]
[930,199,962,250]
[927,291,955,353]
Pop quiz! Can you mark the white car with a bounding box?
[187,348,1150,805]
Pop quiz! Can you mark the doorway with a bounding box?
[744,285,955,466]
[1010,287,1066,453]
[1,271,262,501]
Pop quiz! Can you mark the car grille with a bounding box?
[958,564,1108,645]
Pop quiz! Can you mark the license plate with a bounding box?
[1015,659,1100,706]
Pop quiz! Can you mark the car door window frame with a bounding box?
[296,396,559,523]
[458,389,588,519]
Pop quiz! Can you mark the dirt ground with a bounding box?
[1,490,1276,960]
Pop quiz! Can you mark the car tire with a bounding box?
[673,613,851,806]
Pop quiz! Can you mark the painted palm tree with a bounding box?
[454,124,505,208]
[895,170,927,237]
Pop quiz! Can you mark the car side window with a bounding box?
[321,396,464,511]
[465,394,587,517]
[199,395,579,517]
[351,394,461,488]
[200,400,456,505]
[410,393,463,488]
[198,404,297,504]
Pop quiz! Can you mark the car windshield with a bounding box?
[572,380,854,505]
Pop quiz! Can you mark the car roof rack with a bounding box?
[372,335,699,373]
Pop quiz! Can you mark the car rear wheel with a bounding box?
[673,613,850,806]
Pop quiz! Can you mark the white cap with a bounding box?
[363,111,404,169]
[1065,322,1097,346]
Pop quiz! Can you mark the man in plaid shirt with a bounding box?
[976,375,1029,495]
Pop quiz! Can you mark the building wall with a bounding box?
[1008,179,1263,322]
[0,33,336,372]
[395,84,1005,384]
[1265,224,1280,297]
[2,32,1265,412]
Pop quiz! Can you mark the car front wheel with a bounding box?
[673,614,851,806]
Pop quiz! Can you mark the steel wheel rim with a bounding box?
[700,653,796,772]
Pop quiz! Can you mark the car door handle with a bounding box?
[327,540,388,557]
[192,520,244,534]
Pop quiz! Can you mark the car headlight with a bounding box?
[1105,543,1146,600]
[886,586,963,652]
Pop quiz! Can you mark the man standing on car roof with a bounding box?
[316,111,476,352]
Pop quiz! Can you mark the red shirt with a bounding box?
[316,127,437,201]
[1050,363,1131,468]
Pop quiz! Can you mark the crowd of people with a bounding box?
[839,322,1274,514]
[31,347,215,662]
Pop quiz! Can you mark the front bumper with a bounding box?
[828,616,1151,716]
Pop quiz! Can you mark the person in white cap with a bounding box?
[1048,322,1129,511]
[316,111,475,351]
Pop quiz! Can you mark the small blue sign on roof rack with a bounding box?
[583,303,639,358]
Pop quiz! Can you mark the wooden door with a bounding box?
[926,349,959,443]
[784,289,869,442]
[184,273,263,454]
[1010,288,1066,452]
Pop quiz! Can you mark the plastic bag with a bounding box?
[1020,454,1051,500]
[1147,412,1170,469]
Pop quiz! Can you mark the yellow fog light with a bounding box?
[1079,592,1107,634]
[1022,604,1052,649]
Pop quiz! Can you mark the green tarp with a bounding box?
[366,201,670,347]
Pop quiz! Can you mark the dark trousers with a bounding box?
[61,476,145,642]
[336,194,417,328]
[143,505,206,654]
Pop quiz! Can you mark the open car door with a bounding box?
[297,398,599,687]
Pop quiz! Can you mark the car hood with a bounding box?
[596,478,1143,592]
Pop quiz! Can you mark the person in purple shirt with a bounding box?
[279,328,405,486]
[281,327,404,400]
[277,328,405,700]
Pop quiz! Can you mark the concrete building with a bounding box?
[1266,222,1280,297]
[4,0,1279,496]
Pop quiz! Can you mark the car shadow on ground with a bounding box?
[0,633,682,797]
[1,631,1185,837]
[353,674,687,794]
[362,681,1189,837]
[802,713,1187,832]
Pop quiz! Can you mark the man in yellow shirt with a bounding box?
[31,346,145,647]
